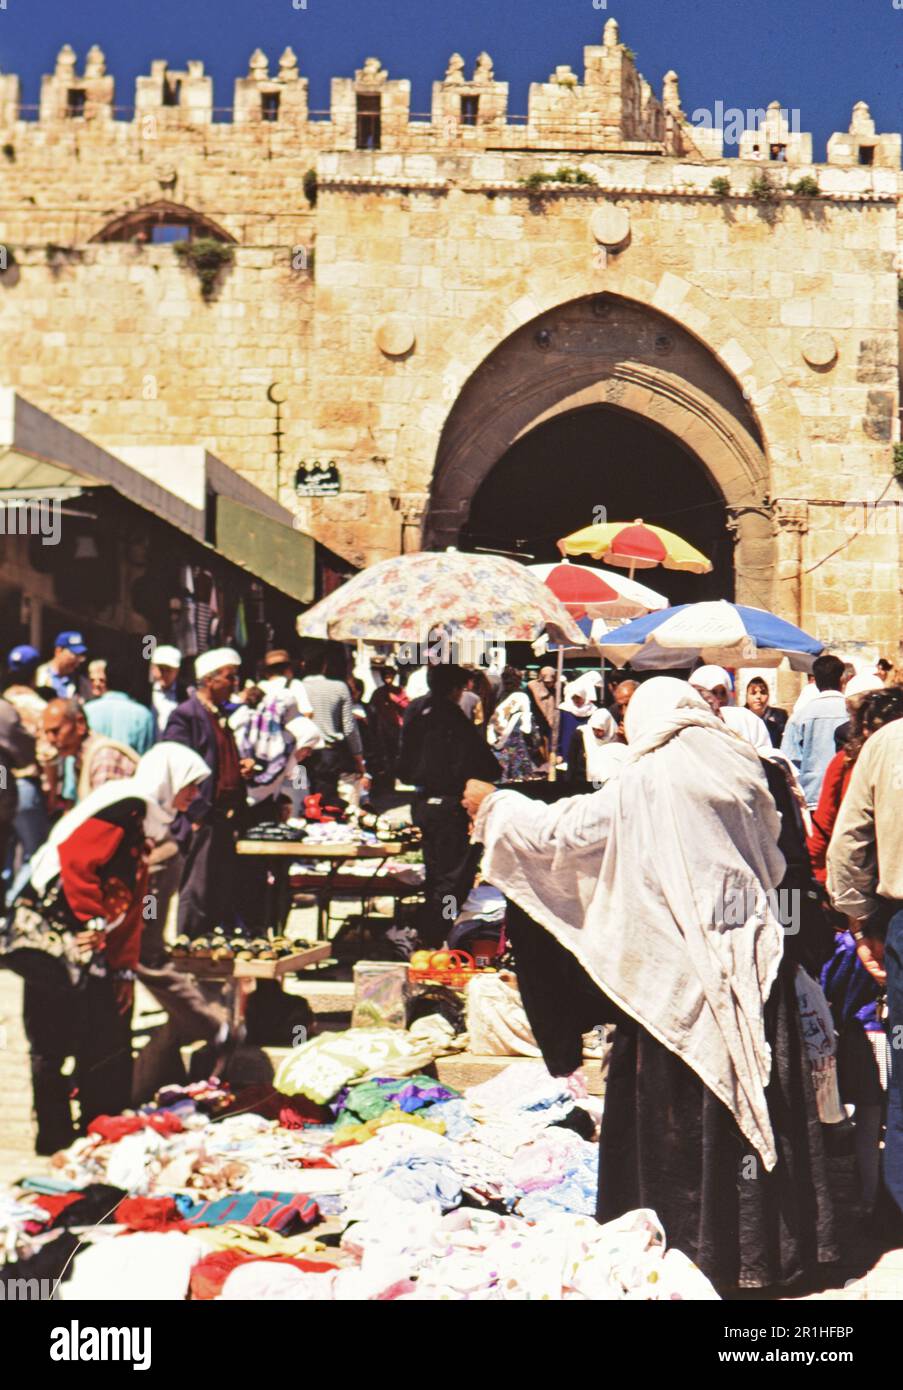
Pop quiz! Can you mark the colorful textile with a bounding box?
[87,1112,184,1143]
[178,1192,320,1233]
[273,1029,440,1105]
[192,1225,325,1258]
[332,1074,458,1127]
[115,1196,186,1232]
[329,1109,448,1148]
[190,1248,338,1301]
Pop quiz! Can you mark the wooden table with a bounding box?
[169,943,332,1037]
[235,838,409,936]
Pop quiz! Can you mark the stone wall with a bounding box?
[0,24,899,660]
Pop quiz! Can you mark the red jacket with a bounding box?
[56,798,148,971]
[806,750,852,884]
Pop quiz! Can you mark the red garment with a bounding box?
[189,1249,338,1301]
[205,708,243,806]
[115,1196,188,1232]
[23,1191,85,1232]
[807,749,853,884]
[57,816,148,971]
[87,1111,184,1142]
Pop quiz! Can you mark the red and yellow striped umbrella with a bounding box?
[558,518,713,578]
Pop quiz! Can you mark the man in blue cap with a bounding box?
[36,631,91,702]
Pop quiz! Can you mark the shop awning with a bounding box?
[216,496,315,605]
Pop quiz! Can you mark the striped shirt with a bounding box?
[301,675,362,757]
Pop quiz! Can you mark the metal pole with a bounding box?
[547,645,565,783]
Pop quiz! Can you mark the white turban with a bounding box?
[195,648,241,681]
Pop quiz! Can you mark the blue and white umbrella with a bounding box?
[596,600,824,672]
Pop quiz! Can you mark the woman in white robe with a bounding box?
[463,677,836,1291]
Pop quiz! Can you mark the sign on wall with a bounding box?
[295,462,341,497]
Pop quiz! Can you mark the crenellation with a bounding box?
[0,19,899,637]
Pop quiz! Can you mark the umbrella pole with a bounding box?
[548,646,564,783]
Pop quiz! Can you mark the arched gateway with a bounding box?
[426,294,779,612]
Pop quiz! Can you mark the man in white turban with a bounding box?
[164,648,254,938]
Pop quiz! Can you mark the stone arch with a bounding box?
[409,269,808,492]
[425,289,785,611]
[89,200,237,244]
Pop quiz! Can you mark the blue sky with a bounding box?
[1,0,899,157]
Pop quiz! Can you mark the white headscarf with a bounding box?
[578,708,628,787]
[560,672,602,716]
[722,704,772,755]
[689,665,734,697]
[475,675,787,1169]
[29,744,210,896]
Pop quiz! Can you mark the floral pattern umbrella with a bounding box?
[296,550,586,646]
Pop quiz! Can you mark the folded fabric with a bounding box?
[50,1184,128,1229]
[466,973,541,1058]
[193,1224,325,1258]
[60,1231,206,1301]
[273,1029,440,1105]
[332,1075,458,1127]
[179,1192,320,1233]
[378,1156,463,1210]
[28,1192,84,1227]
[190,1248,338,1301]
[87,1112,184,1142]
[328,1109,447,1148]
[219,1262,339,1301]
[115,1196,187,1232]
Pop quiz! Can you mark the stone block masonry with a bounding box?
[0,20,899,658]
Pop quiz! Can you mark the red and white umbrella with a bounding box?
[528,560,669,621]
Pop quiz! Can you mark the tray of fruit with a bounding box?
[408,949,494,988]
[169,929,330,979]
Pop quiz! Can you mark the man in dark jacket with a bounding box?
[164,648,252,938]
[398,663,500,947]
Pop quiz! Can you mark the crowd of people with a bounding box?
[4,623,903,1292]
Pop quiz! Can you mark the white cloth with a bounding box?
[258,673,314,717]
[29,743,210,896]
[474,676,787,1169]
[60,1231,205,1301]
[559,673,602,716]
[689,664,733,695]
[194,647,240,681]
[721,705,772,754]
[488,691,532,748]
[844,673,884,700]
[577,708,629,785]
[152,645,182,669]
[791,680,819,716]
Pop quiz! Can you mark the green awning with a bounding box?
[216,496,315,604]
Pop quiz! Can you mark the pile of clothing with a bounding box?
[0,1054,717,1301]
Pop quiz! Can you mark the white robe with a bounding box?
[474,700,787,1169]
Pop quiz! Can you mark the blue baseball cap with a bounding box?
[54,631,87,655]
[7,644,40,670]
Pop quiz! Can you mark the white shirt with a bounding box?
[151,684,179,734]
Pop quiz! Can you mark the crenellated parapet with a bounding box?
[135,59,213,126]
[1,28,895,172]
[430,53,508,141]
[39,43,114,123]
[827,102,901,170]
[234,47,309,126]
[737,102,813,165]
